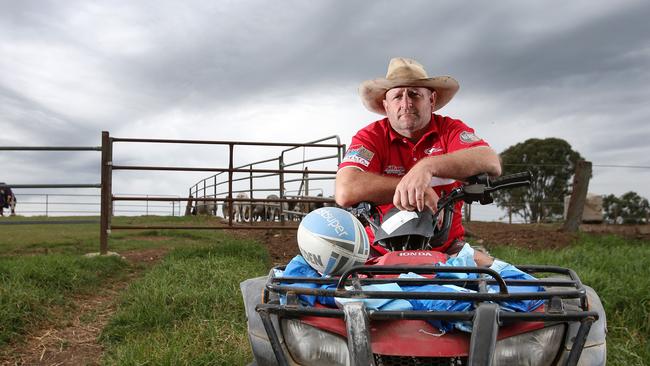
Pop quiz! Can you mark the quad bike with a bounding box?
[240,172,607,365]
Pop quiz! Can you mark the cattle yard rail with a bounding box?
[106,132,345,254]
[188,135,343,222]
[2,132,345,254]
[0,145,102,221]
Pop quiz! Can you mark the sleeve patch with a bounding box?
[342,145,375,167]
[459,131,482,144]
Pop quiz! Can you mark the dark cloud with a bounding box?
[2,0,650,213]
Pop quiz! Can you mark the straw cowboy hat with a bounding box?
[360,57,459,115]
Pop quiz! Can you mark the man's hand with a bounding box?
[393,162,439,212]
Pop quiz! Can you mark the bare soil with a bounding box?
[228,221,650,264]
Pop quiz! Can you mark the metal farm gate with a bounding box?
[1,131,345,255]
[188,135,343,222]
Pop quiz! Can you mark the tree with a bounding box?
[602,191,649,224]
[494,138,584,223]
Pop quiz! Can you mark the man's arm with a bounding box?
[423,146,501,180]
[335,167,400,208]
[395,146,501,211]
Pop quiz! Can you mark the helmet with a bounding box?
[373,207,452,251]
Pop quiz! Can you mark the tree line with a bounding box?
[493,138,649,224]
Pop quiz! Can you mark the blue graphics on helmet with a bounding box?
[300,207,357,243]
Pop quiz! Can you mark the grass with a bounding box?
[0,215,227,255]
[0,215,238,354]
[1,216,648,365]
[487,234,650,365]
[0,254,127,346]
[100,240,269,365]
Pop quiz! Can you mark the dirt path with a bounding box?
[0,248,168,366]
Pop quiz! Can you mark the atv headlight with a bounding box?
[281,319,350,366]
[493,325,565,366]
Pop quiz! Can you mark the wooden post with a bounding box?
[563,160,592,232]
[508,203,512,224]
[99,131,113,255]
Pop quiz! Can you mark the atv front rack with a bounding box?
[255,264,599,366]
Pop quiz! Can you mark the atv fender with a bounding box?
[241,276,286,366]
[556,285,607,366]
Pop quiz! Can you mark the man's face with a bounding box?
[383,87,435,140]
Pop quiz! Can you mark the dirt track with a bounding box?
[230,221,650,265]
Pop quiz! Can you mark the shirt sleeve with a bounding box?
[443,117,490,153]
[338,127,383,174]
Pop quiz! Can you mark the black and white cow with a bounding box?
[0,183,16,217]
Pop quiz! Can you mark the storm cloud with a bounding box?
[1,0,649,216]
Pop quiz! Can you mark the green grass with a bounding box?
[100,239,269,365]
[2,216,648,365]
[486,234,650,365]
[0,215,228,256]
[0,215,235,353]
[0,254,127,346]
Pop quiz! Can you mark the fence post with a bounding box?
[563,160,592,232]
[303,167,310,197]
[249,165,254,225]
[227,143,234,226]
[508,203,512,224]
[279,155,285,223]
[100,131,113,255]
[45,194,49,217]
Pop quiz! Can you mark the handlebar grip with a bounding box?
[489,171,532,187]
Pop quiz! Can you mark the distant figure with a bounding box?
[234,193,251,222]
[265,194,281,221]
[252,202,265,222]
[0,183,16,216]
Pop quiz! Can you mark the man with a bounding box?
[335,57,501,262]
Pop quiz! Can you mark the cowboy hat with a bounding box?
[359,57,459,115]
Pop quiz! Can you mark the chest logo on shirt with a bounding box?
[342,145,375,167]
[383,165,405,176]
[424,145,443,155]
[459,131,482,144]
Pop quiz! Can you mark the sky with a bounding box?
[1,0,650,218]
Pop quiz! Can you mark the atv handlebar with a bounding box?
[349,172,532,250]
[489,171,532,187]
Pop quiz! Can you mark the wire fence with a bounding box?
[7,193,182,217]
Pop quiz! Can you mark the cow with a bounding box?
[251,202,265,222]
[265,194,281,221]
[233,193,251,222]
[281,196,301,221]
[0,184,16,217]
[196,199,216,215]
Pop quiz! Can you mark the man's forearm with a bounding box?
[335,168,400,207]
[424,146,501,180]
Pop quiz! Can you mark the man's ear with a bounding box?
[430,90,437,108]
[382,98,388,110]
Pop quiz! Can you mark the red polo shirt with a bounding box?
[338,113,489,253]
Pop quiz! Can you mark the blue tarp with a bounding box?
[278,245,544,332]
